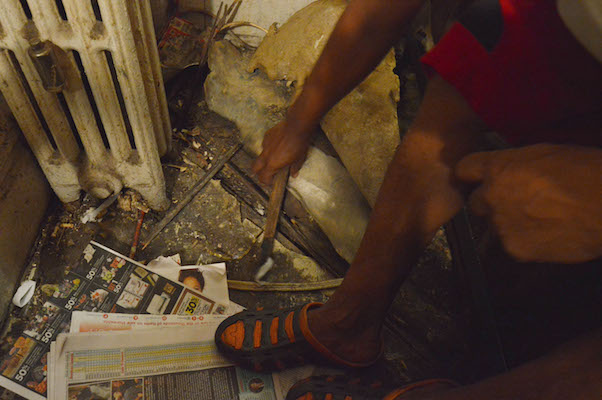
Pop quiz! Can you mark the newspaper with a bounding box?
[145,257,230,308]
[144,256,245,316]
[69,312,227,333]
[158,16,204,74]
[0,241,230,399]
[66,313,318,400]
[48,320,316,400]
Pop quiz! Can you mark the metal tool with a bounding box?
[254,166,290,281]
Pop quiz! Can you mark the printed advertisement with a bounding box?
[0,241,227,400]
[62,367,278,400]
[49,326,289,400]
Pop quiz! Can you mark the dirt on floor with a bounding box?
[0,95,488,400]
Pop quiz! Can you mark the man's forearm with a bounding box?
[252,0,428,183]
[287,0,425,131]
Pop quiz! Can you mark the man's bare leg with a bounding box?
[402,327,602,400]
[306,74,487,364]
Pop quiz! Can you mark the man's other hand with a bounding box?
[456,144,602,263]
[252,120,315,185]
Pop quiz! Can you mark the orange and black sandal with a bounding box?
[285,375,459,400]
[215,302,382,372]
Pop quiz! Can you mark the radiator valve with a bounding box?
[28,38,66,93]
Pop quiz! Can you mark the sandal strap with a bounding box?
[298,303,382,368]
[216,303,323,371]
[216,302,382,371]
[234,303,315,351]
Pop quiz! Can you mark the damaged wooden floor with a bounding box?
[0,101,486,399]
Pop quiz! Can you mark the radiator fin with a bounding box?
[0,0,171,210]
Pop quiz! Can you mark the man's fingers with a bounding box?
[252,152,276,185]
[252,151,268,175]
[456,151,495,183]
[467,186,491,216]
[256,165,277,185]
[257,170,275,186]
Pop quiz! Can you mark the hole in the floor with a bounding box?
[55,0,68,20]
[56,92,84,150]
[72,50,111,149]
[19,0,32,19]
[104,50,136,149]
[6,50,57,150]
[91,0,102,21]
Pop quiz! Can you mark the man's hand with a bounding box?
[252,120,315,185]
[252,0,426,185]
[456,144,602,264]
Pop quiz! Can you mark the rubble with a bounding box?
[248,0,348,89]
[205,40,370,262]
[80,193,119,224]
[117,190,151,214]
[142,144,242,250]
[205,40,292,156]
[204,0,403,254]
[249,0,401,205]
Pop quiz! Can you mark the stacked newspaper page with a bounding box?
[47,312,316,400]
[0,241,250,399]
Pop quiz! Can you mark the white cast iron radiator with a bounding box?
[0,0,171,210]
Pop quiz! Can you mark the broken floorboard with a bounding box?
[175,117,351,278]
[1,102,486,400]
[220,152,351,278]
[179,102,482,382]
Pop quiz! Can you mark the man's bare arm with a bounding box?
[289,0,425,128]
[253,0,425,183]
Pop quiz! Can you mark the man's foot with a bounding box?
[215,302,383,371]
[306,301,383,366]
[286,375,458,400]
